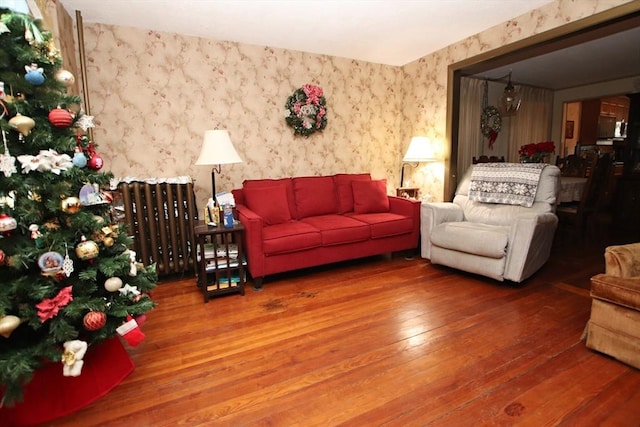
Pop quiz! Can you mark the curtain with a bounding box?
[457,77,485,174]
[505,85,554,162]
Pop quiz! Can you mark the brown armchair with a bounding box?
[584,243,640,369]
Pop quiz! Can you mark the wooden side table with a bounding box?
[194,222,246,302]
[396,187,419,199]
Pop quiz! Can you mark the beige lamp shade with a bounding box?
[195,130,243,166]
[403,136,436,162]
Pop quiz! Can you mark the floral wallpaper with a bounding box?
[68,0,631,209]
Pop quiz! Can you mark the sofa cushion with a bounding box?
[431,222,509,259]
[301,214,370,246]
[352,179,389,213]
[243,185,292,225]
[293,176,339,219]
[349,212,412,239]
[333,173,371,213]
[262,221,322,255]
[243,178,297,219]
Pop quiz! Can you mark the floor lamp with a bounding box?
[400,136,436,188]
[195,130,243,201]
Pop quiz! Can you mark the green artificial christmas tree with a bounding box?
[0,9,157,405]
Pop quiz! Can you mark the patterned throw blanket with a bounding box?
[469,163,547,208]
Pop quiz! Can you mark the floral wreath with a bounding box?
[284,84,327,136]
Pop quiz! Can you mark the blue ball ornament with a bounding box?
[24,63,45,86]
[73,151,87,168]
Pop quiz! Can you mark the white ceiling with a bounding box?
[58,0,553,67]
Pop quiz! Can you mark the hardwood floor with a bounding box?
[48,230,639,426]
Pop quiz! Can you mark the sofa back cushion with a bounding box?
[293,176,338,219]
[242,178,297,219]
[352,179,389,213]
[333,173,372,213]
[243,184,292,225]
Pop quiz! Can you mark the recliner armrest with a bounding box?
[420,202,464,259]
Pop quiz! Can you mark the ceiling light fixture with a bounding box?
[498,71,522,115]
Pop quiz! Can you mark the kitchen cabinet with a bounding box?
[578,96,630,145]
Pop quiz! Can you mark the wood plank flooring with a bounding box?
[48,231,640,426]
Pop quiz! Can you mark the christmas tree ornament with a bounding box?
[29,224,43,248]
[83,311,106,331]
[61,196,81,214]
[116,316,145,347]
[55,69,75,88]
[76,236,99,260]
[0,249,5,265]
[24,63,45,85]
[8,113,35,138]
[61,340,87,377]
[62,244,74,277]
[36,286,73,323]
[0,81,5,99]
[72,149,87,167]
[38,251,64,276]
[0,212,17,235]
[87,152,104,171]
[75,114,94,132]
[119,283,141,299]
[79,183,105,205]
[0,315,21,338]
[0,130,17,177]
[104,277,123,292]
[48,106,74,128]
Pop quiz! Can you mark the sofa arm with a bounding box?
[503,212,558,282]
[235,204,265,279]
[590,273,640,310]
[388,195,420,217]
[604,243,640,278]
[420,202,464,259]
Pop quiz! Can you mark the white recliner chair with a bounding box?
[421,164,561,282]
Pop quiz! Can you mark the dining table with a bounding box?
[558,176,588,203]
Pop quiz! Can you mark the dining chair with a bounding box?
[472,155,505,164]
[556,153,613,239]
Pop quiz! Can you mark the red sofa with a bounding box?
[231,173,420,289]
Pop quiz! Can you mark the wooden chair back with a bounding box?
[472,155,505,164]
[557,153,613,238]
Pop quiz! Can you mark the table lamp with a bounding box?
[400,136,436,187]
[195,130,243,199]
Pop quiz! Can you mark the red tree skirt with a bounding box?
[0,337,134,427]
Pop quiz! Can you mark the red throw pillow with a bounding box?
[334,173,371,213]
[243,185,292,225]
[352,179,389,213]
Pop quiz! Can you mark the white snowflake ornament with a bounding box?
[0,131,17,177]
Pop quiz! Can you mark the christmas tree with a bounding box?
[0,9,157,405]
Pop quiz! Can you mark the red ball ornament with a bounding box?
[83,311,107,331]
[48,107,74,128]
[88,153,104,170]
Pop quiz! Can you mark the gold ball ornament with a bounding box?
[103,236,114,247]
[55,69,75,88]
[104,277,123,292]
[61,196,81,214]
[8,113,35,137]
[76,236,99,260]
[0,315,21,338]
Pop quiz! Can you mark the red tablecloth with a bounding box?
[0,337,134,426]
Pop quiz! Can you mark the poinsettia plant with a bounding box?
[518,141,555,163]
